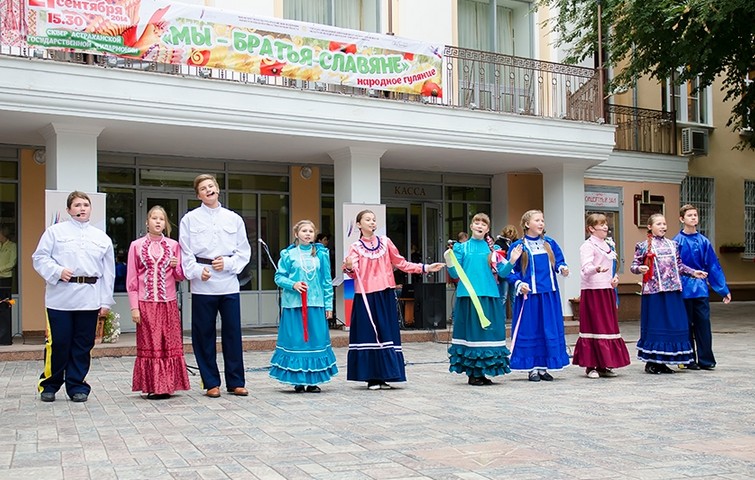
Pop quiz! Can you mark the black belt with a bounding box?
[195,256,214,265]
[69,276,98,284]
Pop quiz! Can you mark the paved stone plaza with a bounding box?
[1,302,754,479]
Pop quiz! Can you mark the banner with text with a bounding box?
[20,0,443,96]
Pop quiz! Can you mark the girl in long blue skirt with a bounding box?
[270,220,338,393]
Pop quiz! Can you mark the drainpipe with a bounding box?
[596,0,605,122]
[387,0,393,35]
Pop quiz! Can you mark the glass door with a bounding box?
[422,203,442,283]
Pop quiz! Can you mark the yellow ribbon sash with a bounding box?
[444,249,491,329]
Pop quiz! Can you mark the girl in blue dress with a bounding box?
[447,213,522,386]
[270,220,338,392]
[507,210,571,381]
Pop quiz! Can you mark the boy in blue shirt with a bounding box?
[673,204,731,370]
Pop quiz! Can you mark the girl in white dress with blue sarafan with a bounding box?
[507,210,571,382]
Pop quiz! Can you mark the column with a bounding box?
[328,146,385,328]
[539,163,587,316]
[491,172,509,232]
[40,123,103,192]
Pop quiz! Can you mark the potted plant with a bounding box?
[719,243,745,254]
[96,311,121,344]
[568,296,580,322]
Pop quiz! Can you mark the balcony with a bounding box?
[0,44,602,125]
[607,103,677,155]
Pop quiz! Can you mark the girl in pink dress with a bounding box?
[572,213,631,378]
[127,206,190,399]
[343,209,445,390]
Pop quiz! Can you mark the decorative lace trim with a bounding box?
[140,236,171,302]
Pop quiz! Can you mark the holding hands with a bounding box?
[692,270,708,279]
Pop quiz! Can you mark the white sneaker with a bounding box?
[599,369,618,378]
[587,369,600,379]
[379,382,392,390]
[367,382,380,390]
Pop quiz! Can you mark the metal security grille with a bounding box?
[745,180,755,256]
[680,176,714,240]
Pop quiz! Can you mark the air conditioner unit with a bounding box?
[681,127,708,155]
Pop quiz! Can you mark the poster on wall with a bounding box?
[341,203,386,256]
[45,190,106,231]
[13,0,443,97]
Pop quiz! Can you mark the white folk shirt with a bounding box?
[32,219,115,311]
[179,203,251,295]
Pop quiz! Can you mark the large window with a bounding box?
[284,0,380,32]
[745,180,755,258]
[0,148,18,296]
[445,185,492,242]
[668,74,711,125]
[98,163,289,292]
[457,0,532,56]
[680,176,714,241]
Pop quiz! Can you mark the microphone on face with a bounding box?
[75,213,83,217]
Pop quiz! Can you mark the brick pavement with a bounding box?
[1,302,754,479]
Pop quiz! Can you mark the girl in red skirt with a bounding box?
[572,213,631,378]
[127,206,190,399]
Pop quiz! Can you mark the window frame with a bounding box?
[680,176,715,244]
[667,72,714,127]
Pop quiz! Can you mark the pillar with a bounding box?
[328,146,385,327]
[539,163,587,316]
[40,123,102,192]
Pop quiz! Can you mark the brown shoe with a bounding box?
[227,387,248,396]
[206,387,221,398]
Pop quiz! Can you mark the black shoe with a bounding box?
[480,377,493,385]
[658,364,675,374]
[71,393,88,402]
[528,371,541,382]
[40,391,55,403]
[294,385,305,393]
[306,385,321,393]
[645,363,661,374]
[468,376,484,386]
[539,371,554,381]
[685,362,701,370]
[146,393,171,400]
[699,364,716,370]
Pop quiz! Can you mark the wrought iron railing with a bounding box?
[443,46,602,121]
[0,43,602,124]
[607,103,676,155]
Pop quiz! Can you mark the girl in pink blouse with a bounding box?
[572,213,631,378]
[343,209,445,390]
[127,206,190,399]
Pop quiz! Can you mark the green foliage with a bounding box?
[540,0,755,150]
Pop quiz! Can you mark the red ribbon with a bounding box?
[301,288,309,342]
[643,235,656,283]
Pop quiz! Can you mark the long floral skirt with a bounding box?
[132,300,190,395]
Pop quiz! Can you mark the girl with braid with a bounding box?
[630,214,707,374]
[507,210,571,382]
